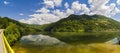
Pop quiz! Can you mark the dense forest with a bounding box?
[1,14,120,45]
[45,14,120,32]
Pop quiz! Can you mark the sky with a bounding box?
[0,0,120,25]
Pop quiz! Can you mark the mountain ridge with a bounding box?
[44,14,120,32]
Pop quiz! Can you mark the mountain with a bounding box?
[44,14,120,32]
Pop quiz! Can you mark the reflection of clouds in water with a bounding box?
[20,35,65,46]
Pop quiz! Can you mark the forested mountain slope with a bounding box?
[45,14,120,32]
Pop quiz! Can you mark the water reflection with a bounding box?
[42,32,120,44]
[13,32,120,53]
[20,34,66,46]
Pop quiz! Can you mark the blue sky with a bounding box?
[0,0,120,25]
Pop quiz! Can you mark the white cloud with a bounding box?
[54,0,62,7]
[88,0,109,11]
[66,8,74,15]
[71,1,90,14]
[20,8,73,25]
[43,0,54,8]
[19,13,24,16]
[53,9,66,18]
[71,1,81,12]
[111,7,120,16]
[88,0,120,17]
[4,1,10,5]
[64,2,69,8]
[20,13,60,25]
[81,4,90,14]
[43,0,62,8]
[36,7,50,13]
[117,0,120,5]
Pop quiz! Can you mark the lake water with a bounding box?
[12,32,120,53]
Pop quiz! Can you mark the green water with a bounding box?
[12,32,120,53]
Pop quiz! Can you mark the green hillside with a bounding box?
[0,17,41,45]
[45,14,120,32]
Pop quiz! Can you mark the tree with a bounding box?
[4,22,20,45]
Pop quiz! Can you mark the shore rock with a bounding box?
[106,37,120,44]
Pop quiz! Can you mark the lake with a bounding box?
[12,32,120,53]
